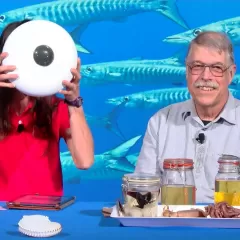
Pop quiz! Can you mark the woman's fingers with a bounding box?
[0,73,18,81]
[0,65,16,73]
[0,52,8,62]
[0,81,15,88]
[0,65,18,81]
[0,53,18,88]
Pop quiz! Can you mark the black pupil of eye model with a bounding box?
[33,45,54,67]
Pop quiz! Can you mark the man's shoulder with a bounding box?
[233,96,240,107]
[151,100,191,121]
[231,96,240,119]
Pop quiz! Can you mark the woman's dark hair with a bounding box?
[0,19,58,139]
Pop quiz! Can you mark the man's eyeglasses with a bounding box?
[187,63,231,77]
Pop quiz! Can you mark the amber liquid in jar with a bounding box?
[214,155,240,206]
[214,180,240,206]
[161,185,195,205]
[161,158,196,205]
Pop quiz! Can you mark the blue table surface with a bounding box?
[0,180,239,239]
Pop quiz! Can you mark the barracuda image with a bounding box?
[81,49,240,87]
[106,88,240,109]
[81,60,240,87]
[0,0,188,53]
[231,74,240,88]
[81,60,186,86]
[86,100,127,140]
[163,16,240,45]
[60,136,141,182]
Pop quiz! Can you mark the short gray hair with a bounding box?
[186,31,235,64]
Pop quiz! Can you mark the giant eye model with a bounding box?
[2,20,78,97]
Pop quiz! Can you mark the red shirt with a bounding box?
[0,97,70,201]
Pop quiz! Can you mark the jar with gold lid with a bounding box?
[121,173,160,217]
[214,154,240,206]
[161,158,196,205]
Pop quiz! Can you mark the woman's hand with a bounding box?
[59,57,81,101]
[0,52,18,88]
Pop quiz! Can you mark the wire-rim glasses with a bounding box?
[187,62,231,77]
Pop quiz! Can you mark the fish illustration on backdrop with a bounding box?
[82,55,239,88]
[106,88,240,109]
[81,58,186,87]
[0,0,188,54]
[60,136,141,182]
[86,100,127,140]
[163,16,240,45]
[230,74,240,88]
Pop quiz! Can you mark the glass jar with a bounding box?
[214,154,240,206]
[161,158,196,205]
[121,173,160,217]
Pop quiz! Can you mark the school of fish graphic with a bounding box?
[1,0,240,182]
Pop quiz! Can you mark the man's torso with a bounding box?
[137,93,240,203]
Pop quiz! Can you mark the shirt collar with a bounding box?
[9,100,35,116]
[219,92,236,125]
[186,91,236,125]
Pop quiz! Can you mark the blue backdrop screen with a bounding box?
[1,0,240,184]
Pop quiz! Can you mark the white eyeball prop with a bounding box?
[2,20,78,97]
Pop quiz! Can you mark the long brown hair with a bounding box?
[0,20,58,139]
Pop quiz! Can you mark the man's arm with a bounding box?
[64,106,94,169]
[135,114,160,174]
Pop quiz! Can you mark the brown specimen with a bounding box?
[162,206,206,218]
[162,202,240,218]
[205,202,240,218]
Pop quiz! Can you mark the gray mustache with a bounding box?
[194,80,219,89]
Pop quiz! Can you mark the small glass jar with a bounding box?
[121,173,160,217]
[214,154,240,205]
[161,158,196,205]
